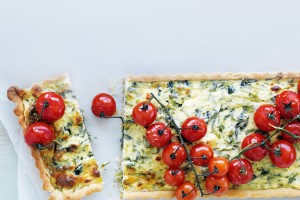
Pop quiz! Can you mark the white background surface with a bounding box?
[1,0,300,199]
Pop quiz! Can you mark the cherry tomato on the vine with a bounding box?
[205,175,229,196]
[36,92,65,122]
[208,157,229,177]
[254,104,281,132]
[25,122,55,146]
[241,133,269,161]
[146,122,172,148]
[181,117,207,142]
[164,167,185,186]
[132,101,157,127]
[269,140,296,168]
[227,158,254,186]
[275,91,300,119]
[175,182,197,200]
[162,142,187,167]
[281,122,300,143]
[190,143,213,166]
[91,93,116,117]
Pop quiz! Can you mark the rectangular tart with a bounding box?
[121,72,300,198]
[7,74,102,200]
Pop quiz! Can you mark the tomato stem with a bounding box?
[150,93,205,197]
[232,114,300,160]
[99,112,124,131]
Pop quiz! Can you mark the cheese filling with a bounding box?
[122,78,300,192]
[22,78,102,190]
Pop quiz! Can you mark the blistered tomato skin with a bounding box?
[269,140,296,168]
[181,117,207,142]
[132,102,157,127]
[254,104,281,132]
[275,91,300,119]
[146,122,172,148]
[241,133,269,161]
[92,93,116,117]
[25,122,55,146]
[162,142,187,167]
[227,158,254,186]
[281,122,300,143]
[36,92,65,122]
[190,143,213,166]
[175,182,197,200]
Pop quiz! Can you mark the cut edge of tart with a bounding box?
[121,71,300,199]
[7,74,103,200]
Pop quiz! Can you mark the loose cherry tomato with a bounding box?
[269,140,296,168]
[205,175,229,196]
[227,158,254,185]
[162,142,187,167]
[132,101,157,127]
[146,122,172,148]
[25,122,55,146]
[181,117,207,142]
[208,157,229,177]
[36,92,65,122]
[91,93,116,117]
[164,167,185,186]
[275,91,300,119]
[241,133,269,161]
[281,122,300,143]
[175,182,197,200]
[254,104,281,132]
[190,143,213,166]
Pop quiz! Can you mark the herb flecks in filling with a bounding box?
[122,78,300,192]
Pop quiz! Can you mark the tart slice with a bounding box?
[121,72,300,198]
[7,74,102,200]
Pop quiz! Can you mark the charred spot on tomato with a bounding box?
[56,174,75,189]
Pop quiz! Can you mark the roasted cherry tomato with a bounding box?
[132,101,157,127]
[36,92,65,122]
[227,158,254,185]
[164,167,185,186]
[91,93,116,117]
[254,104,281,132]
[275,91,300,119]
[181,117,207,142]
[25,122,55,146]
[241,133,269,161]
[205,175,229,196]
[146,122,172,148]
[162,142,187,167]
[175,182,197,200]
[190,143,213,166]
[269,140,296,168]
[208,157,229,177]
[281,122,300,143]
